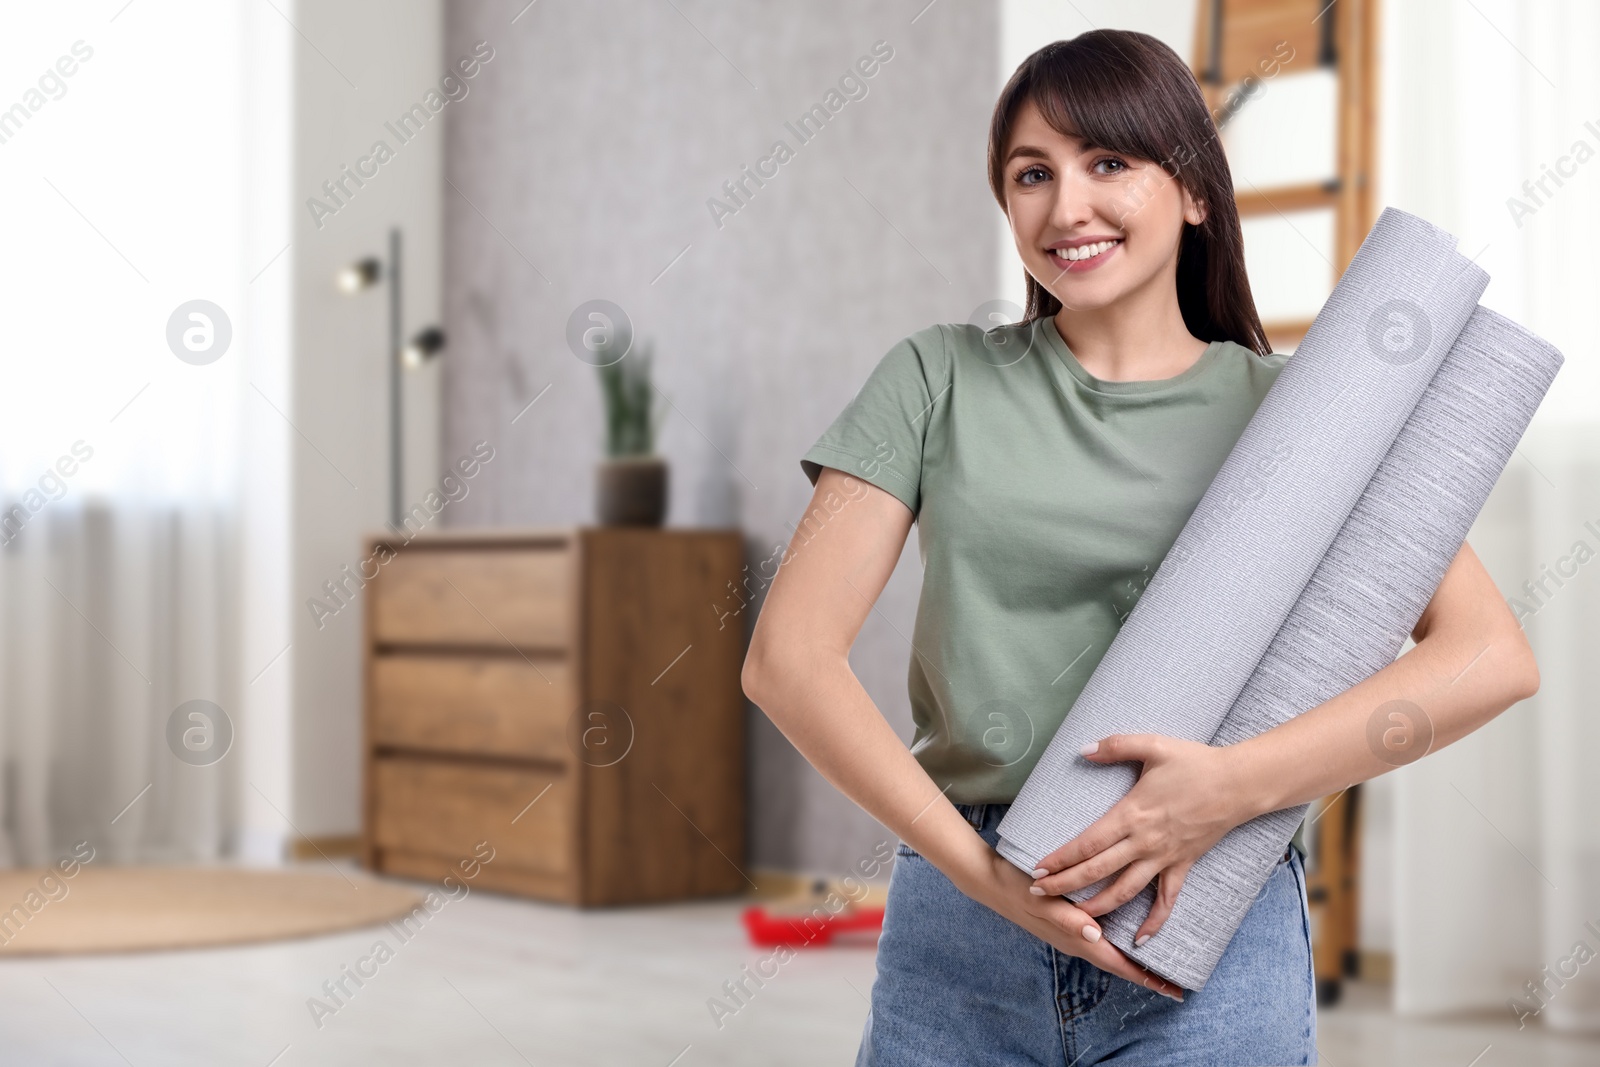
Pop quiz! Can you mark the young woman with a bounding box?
[741,29,1537,1066]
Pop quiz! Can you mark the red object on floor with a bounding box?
[741,903,886,947]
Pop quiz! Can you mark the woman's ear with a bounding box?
[1182,186,1207,227]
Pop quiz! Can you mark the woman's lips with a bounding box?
[1049,239,1122,273]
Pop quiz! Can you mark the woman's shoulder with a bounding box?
[868,322,953,387]
[859,319,1039,401]
[870,318,1033,383]
[937,319,1026,342]
[1214,337,1290,373]
[1210,338,1290,404]
[938,318,1037,348]
[931,318,1048,370]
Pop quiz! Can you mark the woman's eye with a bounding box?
[1015,165,1048,185]
[1094,157,1128,175]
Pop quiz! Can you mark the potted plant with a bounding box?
[595,337,668,525]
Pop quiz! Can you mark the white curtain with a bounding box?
[0,2,255,865]
[1378,0,1600,1031]
[0,503,242,864]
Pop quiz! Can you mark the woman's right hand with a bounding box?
[966,849,1185,1002]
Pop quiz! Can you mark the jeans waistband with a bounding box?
[954,801,1009,832]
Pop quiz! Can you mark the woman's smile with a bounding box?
[1047,237,1124,272]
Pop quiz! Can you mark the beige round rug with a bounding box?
[0,867,425,957]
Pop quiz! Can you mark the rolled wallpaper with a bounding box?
[991,208,1569,989]
[996,208,1488,872]
[1109,305,1561,990]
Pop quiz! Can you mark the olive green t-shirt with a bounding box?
[801,315,1305,852]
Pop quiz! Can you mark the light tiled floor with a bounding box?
[0,864,876,1066]
[0,863,1594,1065]
[1317,979,1600,1067]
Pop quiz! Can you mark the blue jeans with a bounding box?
[856,802,1316,1066]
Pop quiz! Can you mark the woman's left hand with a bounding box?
[1027,734,1254,944]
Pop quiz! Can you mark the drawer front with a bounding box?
[372,548,573,649]
[371,655,574,763]
[376,847,574,904]
[371,757,571,876]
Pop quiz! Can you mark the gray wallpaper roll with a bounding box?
[995,208,1488,876]
[1105,305,1564,990]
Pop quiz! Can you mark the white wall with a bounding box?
[288,0,444,837]
[237,0,296,863]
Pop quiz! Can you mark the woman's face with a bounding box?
[1002,97,1205,313]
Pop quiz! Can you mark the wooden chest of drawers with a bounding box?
[359,527,748,905]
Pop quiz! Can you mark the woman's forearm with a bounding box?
[1221,616,1539,821]
[743,652,993,894]
[746,648,1187,999]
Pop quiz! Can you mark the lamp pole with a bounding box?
[338,228,445,534]
[387,226,402,529]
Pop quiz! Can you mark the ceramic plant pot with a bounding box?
[596,455,668,526]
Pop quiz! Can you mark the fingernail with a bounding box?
[1166,991,1184,1003]
[1081,924,1101,943]
[1134,934,1151,947]
[1029,886,1045,896]
[1032,868,1049,878]
[1079,741,1099,756]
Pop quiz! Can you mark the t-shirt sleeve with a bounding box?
[799,323,949,518]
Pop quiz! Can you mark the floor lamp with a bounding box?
[338,227,447,528]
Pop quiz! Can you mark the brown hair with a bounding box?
[987,30,1270,356]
